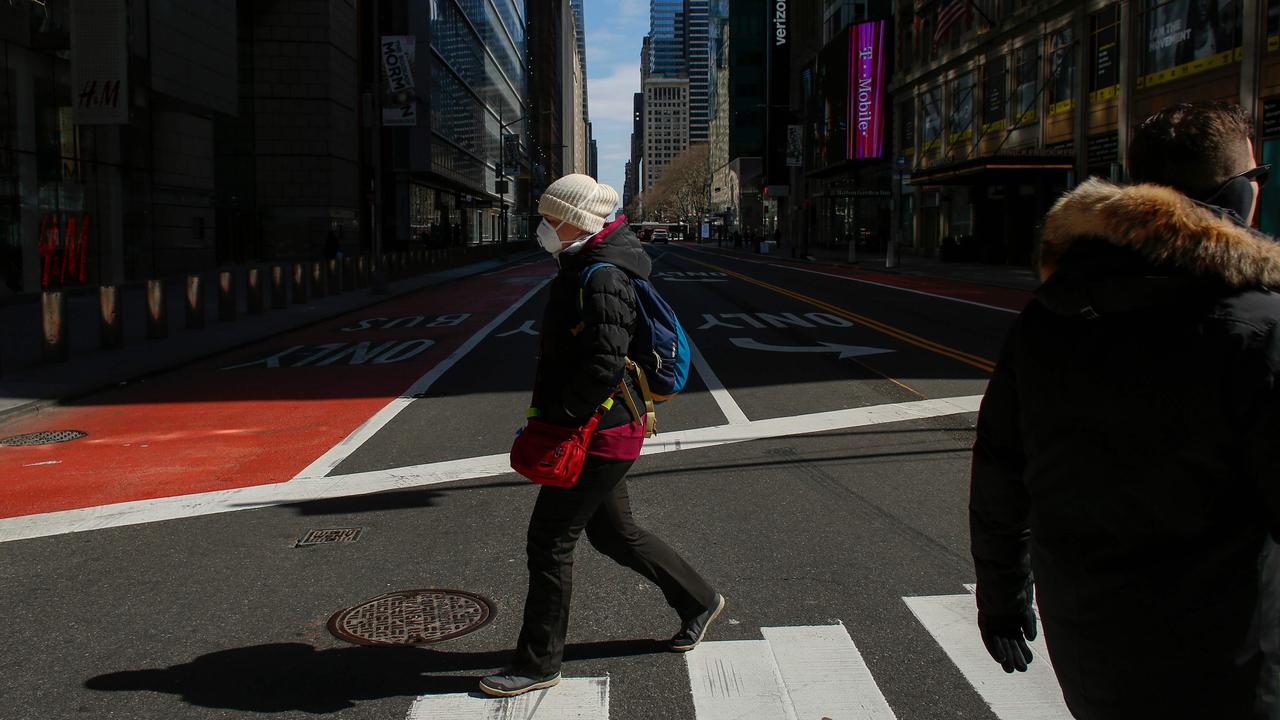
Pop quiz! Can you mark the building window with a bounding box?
[1013,42,1039,126]
[898,98,916,157]
[1090,4,1121,102]
[982,55,1008,133]
[921,86,943,155]
[948,71,976,155]
[1047,26,1077,115]
[1138,0,1242,89]
[1269,0,1280,49]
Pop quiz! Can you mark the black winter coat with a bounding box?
[531,222,651,431]
[971,179,1280,719]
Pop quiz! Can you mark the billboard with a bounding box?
[848,20,886,160]
[1139,0,1242,89]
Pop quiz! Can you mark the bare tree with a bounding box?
[637,144,709,224]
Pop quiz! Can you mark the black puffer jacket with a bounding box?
[971,179,1280,719]
[531,222,650,431]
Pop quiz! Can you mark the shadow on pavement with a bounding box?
[265,478,531,516]
[84,638,667,714]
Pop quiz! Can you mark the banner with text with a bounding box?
[848,20,886,160]
[381,35,417,127]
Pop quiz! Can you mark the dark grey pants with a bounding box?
[510,456,716,676]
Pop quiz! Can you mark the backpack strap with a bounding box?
[625,357,658,437]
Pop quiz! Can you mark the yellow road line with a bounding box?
[685,256,996,374]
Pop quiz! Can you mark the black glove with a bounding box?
[978,604,1037,673]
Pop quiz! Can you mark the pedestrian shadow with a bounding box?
[84,638,667,714]
[265,478,531,516]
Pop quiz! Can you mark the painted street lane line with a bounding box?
[290,276,553,481]
[687,336,749,426]
[760,624,897,720]
[497,319,541,337]
[681,256,996,373]
[686,640,799,720]
[408,677,611,719]
[729,337,895,360]
[697,312,856,330]
[653,270,730,283]
[680,245,1027,314]
[0,395,981,542]
[903,594,1072,720]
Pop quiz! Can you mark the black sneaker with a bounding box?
[670,593,726,652]
[478,670,562,697]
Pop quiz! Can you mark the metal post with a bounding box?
[145,279,167,339]
[185,273,205,329]
[370,0,388,295]
[41,289,68,362]
[270,265,287,309]
[291,263,308,303]
[218,270,237,320]
[99,285,123,349]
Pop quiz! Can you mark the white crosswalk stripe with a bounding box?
[402,591,1074,719]
[904,594,1074,719]
[405,676,609,719]
[685,624,896,720]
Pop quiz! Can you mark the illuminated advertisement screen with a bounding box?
[848,20,886,160]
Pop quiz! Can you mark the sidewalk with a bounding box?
[0,250,543,425]
[692,241,1041,292]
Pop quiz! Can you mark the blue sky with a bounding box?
[583,0,647,210]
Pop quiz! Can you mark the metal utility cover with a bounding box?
[328,589,496,646]
[0,430,87,446]
[296,528,363,547]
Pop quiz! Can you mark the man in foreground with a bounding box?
[970,101,1280,718]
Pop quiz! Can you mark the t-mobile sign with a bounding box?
[849,20,886,160]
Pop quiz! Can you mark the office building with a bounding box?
[643,77,690,191]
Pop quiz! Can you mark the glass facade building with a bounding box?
[413,0,528,245]
[649,0,687,78]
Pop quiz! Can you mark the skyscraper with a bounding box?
[648,1,686,78]
[686,0,711,144]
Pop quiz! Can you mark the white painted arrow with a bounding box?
[730,337,894,359]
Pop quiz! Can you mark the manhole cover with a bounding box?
[1,430,87,446]
[327,589,495,646]
[296,528,362,547]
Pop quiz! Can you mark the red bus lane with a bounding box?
[0,264,552,519]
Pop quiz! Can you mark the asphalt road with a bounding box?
[0,243,1056,720]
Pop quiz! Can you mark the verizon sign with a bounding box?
[773,1,788,46]
[70,0,129,124]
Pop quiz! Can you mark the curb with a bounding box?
[0,250,544,427]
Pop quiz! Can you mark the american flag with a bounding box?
[932,0,971,50]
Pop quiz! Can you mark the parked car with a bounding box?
[651,228,670,244]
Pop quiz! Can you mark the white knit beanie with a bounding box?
[538,174,619,235]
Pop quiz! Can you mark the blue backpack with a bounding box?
[579,262,690,402]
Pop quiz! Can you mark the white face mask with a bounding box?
[536,219,566,254]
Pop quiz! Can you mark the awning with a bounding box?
[908,155,1073,186]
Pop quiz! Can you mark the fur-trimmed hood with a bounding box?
[1040,178,1280,285]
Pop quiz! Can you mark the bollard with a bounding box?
[146,279,168,339]
[292,262,308,303]
[246,267,264,315]
[342,256,354,292]
[356,256,368,289]
[185,274,205,329]
[218,270,237,321]
[41,289,68,363]
[270,265,287,309]
[327,258,340,295]
[99,285,122,349]
[311,260,326,299]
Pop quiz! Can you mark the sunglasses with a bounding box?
[1226,163,1272,188]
